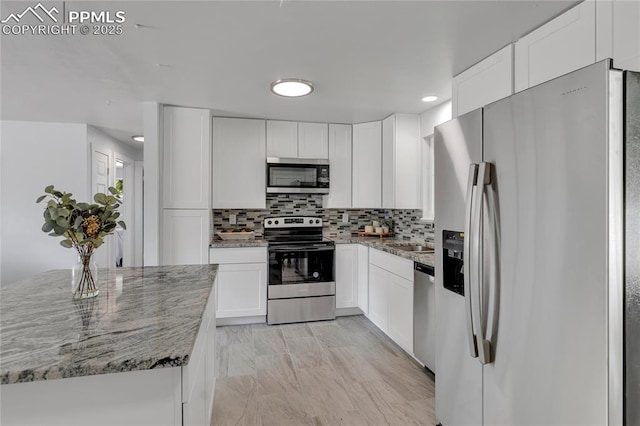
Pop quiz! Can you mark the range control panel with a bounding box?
[264,216,323,228]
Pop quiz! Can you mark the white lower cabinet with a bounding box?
[357,244,369,314]
[335,244,359,309]
[368,264,389,331]
[367,248,414,354]
[209,247,267,319]
[387,272,414,352]
[182,278,216,426]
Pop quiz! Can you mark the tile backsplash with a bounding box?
[213,195,434,243]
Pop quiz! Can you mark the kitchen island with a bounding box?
[0,264,218,426]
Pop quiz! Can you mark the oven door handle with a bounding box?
[269,245,335,252]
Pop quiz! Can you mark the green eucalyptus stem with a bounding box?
[74,252,96,297]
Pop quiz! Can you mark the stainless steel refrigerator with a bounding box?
[434,60,640,425]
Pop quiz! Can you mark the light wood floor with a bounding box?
[212,315,437,426]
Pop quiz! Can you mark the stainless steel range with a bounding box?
[264,216,335,325]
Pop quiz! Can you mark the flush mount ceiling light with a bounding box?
[422,95,438,102]
[132,135,144,143]
[270,79,314,97]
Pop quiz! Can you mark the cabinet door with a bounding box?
[394,114,421,209]
[298,122,329,159]
[452,45,514,117]
[205,278,216,421]
[387,273,414,354]
[325,124,352,208]
[357,245,369,314]
[163,107,210,209]
[335,244,358,309]
[183,340,207,426]
[596,0,640,71]
[266,121,298,158]
[212,117,266,209]
[381,116,395,209]
[368,264,388,332]
[514,1,596,92]
[352,121,382,208]
[216,263,267,318]
[162,209,209,265]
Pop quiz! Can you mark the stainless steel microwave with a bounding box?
[266,157,330,194]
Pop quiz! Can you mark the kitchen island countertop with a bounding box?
[0,264,217,385]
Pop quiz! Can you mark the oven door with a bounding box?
[268,244,335,298]
[266,159,329,194]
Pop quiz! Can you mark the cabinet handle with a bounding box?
[473,162,492,365]
[464,164,479,358]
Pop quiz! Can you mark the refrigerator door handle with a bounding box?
[473,162,493,365]
[464,163,479,358]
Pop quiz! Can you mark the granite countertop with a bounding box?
[0,264,217,385]
[329,236,435,267]
[210,238,268,248]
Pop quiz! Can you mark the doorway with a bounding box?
[114,154,135,267]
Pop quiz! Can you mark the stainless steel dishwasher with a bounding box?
[414,262,435,373]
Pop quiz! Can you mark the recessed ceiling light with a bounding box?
[270,79,314,97]
[422,95,438,102]
[132,135,144,143]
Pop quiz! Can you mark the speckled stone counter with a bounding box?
[0,264,218,385]
[328,236,435,267]
[210,238,268,248]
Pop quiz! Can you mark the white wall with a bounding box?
[420,100,452,138]
[1,121,89,285]
[88,126,143,162]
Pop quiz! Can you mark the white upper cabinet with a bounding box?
[352,121,382,208]
[266,121,298,158]
[298,122,329,159]
[325,124,352,208]
[267,121,329,159]
[515,1,596,92]
[382,114,421,209]
[212,117,266,209]
[163,106,211,209]
[596,0,640,71]
[452,45,514,117]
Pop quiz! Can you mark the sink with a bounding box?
[387,243,435,253]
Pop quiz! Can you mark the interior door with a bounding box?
[92,148,112,268]
[482,61,610,425]
[434,109,483,426]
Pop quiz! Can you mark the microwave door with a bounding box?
[269,166,316,187]
[267,163,329,194]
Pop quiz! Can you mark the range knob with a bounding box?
[315,219,320,224]
[275,220,279,225]
[267,220,272,225]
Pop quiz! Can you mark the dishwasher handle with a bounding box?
[414,263,434,276]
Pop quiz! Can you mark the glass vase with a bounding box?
[72,253,99,299]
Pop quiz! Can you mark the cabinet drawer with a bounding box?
[369,248,413,281]
[209,247,267,264]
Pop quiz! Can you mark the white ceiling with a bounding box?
[1,0,579,144]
